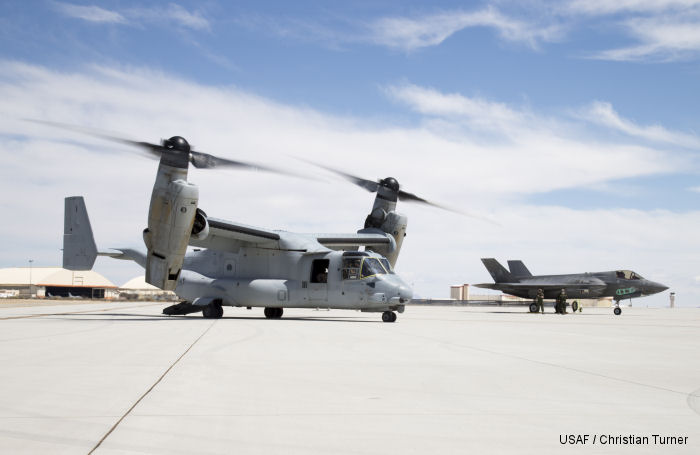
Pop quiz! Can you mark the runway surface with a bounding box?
[0,301,698,454]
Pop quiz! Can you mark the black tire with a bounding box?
[264,307,273,319]
[202,305,213,319]
[529,303,538,313]
[382,311,395,323]
[572,301,579,312]
[216,305,224,318]
[276,308,284,319]
[614,307,622,316]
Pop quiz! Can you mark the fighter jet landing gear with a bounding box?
[571,301,579,312]
[382,311,397,323]
[202,301,224,319]
[264,307,284,319]
[614,305,622,316]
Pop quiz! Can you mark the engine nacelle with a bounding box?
[144,179,198,290]
[191,208,209,241]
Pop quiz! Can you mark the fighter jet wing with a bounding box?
[474,283,600,290]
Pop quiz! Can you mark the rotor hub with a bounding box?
[163,136,190,153]
[380,177,400,192]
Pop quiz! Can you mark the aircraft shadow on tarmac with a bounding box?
[52,313,380,323]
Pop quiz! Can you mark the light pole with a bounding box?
[28,259,33,298]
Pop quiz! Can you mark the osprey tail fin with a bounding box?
[63,196,97,270]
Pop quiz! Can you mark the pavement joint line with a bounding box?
[393,329,692,398]
[0,303,161,321]
[87,320,216,455]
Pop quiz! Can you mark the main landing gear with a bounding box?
[382,311,397,323]
[613,304,622,316]
[202,302,224,319]
[264,307,284,319]
[529,303,538,313]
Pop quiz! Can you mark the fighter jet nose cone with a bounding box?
[648,282,669,294]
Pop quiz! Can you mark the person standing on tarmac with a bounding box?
[536,288,544,314]
[557,289,568,314]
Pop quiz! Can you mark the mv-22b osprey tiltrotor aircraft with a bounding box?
[56,125,457,323]
[475,259,668,315]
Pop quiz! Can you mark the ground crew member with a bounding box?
[557,289,567,314]
[536,288,544,314]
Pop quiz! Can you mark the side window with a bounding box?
[342,258,361,280]
[310,259,329,283]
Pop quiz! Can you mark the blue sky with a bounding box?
[1,0,699,305]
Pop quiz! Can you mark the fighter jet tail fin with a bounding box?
[63,196,98,270]
[507,260,532,278]
[481,258,517,283]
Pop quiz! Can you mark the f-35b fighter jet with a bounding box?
[475,259,668,315]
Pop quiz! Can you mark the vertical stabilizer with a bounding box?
[507,260,532,278]
[481,258,516,283]
[63,196,97,270]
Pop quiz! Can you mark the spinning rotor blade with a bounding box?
[189,150,289,174]
[312,164,380,192]
[26,119,298,177]
[314,162,500,225]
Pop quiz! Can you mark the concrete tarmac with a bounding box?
[0,301,698,454]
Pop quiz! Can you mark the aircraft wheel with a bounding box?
[382,311,396,323]
[216,305,224,318]
[614,307,622,316]
[572,301,579,312]
[529,303,538,313]
[264,307,283,319]
[202,305,213,319]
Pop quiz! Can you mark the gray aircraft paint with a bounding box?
[476,258,668,313]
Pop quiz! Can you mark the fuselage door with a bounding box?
[308,258,329,302]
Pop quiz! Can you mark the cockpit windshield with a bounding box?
[616,270,643,280]
[342,257,388,280]
[361,258,387,278]
[379,258,395,274]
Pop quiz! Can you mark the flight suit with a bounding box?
[558,291,567,314]
[536,290,544,314]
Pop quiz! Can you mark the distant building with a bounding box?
[120,276,177,301]
[0,267,118,299]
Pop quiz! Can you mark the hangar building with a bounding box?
[120,276,177,301]
[0,267,118,299]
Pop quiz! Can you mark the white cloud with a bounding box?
[580,101,700,148]
[368,7,561,51]
[52,2,125,24]
[128,3,211,31]
[52,2,210,31]
[567,0,700,15]
[0,62,695,305]
[589,14,700,61]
